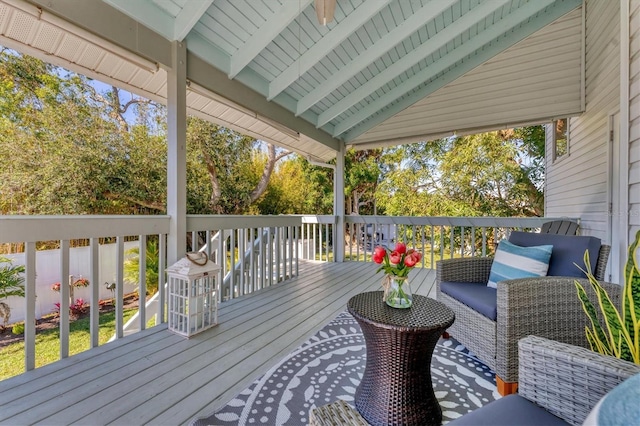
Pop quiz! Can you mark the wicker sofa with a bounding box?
[436,231,615,395]
[448,335,640,426]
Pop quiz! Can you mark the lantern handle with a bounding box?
[186,252,208,266]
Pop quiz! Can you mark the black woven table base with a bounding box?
[348,292,455,426]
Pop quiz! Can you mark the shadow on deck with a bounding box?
[0,261,436,425]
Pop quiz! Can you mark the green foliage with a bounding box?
[124,239,160,295]
[376,129,545,218]
[575,230,640,364]
[186,117,259,214]
[0,48,167,215]
[11,322,24,335]
[0,256,25,299]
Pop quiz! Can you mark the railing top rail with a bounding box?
[0,215,170,243]
[344,215,579,228]
[186,215,303,231]
[300,215,337,224]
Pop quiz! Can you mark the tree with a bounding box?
[376,129,545,218]
[0,48,167,216]
[345,149,382,215]
[186,117,291,214]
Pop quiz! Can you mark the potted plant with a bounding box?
[575,230,640,364]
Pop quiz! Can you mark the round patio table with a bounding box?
[347,291,455,426]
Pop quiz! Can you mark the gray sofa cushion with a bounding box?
[508,231,601,277]
[440,281,497,320]
[447,394,567,426]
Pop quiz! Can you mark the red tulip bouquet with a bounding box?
[372,243,422,308]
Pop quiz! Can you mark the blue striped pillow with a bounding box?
[487,240,553,289]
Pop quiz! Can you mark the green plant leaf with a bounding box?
[623,230,640,362]
[575,280,609,349]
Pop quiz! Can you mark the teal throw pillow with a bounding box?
[487,240,553,288]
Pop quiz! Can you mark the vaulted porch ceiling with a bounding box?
[3,0,584,160]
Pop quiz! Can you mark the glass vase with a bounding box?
[383,275,413,308]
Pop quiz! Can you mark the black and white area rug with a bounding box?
[194,312,500,426]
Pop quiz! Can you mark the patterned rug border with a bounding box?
[194,311,499,426]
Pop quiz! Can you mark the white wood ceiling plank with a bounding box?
[173,0,213,41]
[295,0,458,116]
[267,0,391,101]
[343,0,582,142]
[317,0,512,129]
[228,0,313,79]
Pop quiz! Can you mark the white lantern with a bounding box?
[166,252,221,337]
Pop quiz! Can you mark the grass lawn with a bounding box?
[0,308,138,380]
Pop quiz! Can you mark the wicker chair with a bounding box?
[448,335,640,426]
[436,242,615,396]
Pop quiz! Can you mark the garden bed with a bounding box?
[0,293,140,348]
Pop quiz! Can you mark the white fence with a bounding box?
[3,241,139,323]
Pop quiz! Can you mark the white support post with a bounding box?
[335,144,346,262]
[167,40,188,266]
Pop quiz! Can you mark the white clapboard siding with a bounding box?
[0,261,437,425]
[545,0,620,240]
[629,0,640,233]
[352,8,583,145]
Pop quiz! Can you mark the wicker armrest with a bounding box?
[435,257,494,284]
[495,277,622,383]
[518,335,640,426]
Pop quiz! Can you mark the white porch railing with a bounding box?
[344,216,577,267]
[0,215,170,373]
[0,214,576,376]
[186,215,303,301]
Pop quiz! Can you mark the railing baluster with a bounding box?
[59,239,70,359]
[471,226,476,257]
[159,233,167,320]
[239,228,246,295]
[259,227,265,290]
[268,227,274,287]
[430,226,435,267]
[138,235,147,331]
[115,236,124,339]
[90,237,100,346]
[249,227,255,293]
[481,228,486,256]
[295,225,299,276]
[231,229,237,297]
[191,231,197,252]
[25,241,36,372]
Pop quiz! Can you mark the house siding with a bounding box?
[545,0,619,242]
[629,0,640,237]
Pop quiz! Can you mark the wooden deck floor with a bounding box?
[0,261,436,426]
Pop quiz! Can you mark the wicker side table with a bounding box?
[347,291,455,426]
